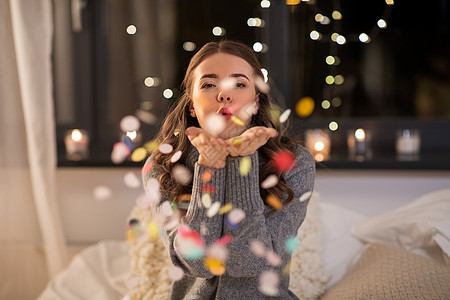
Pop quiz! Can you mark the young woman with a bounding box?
[141,40,315,299]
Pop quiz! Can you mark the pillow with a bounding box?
[319,201,366,289]
[351,189,450,264]
[289,192,330,300]
[321,242,450,300]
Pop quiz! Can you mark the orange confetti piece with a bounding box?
[266,194,282,210]
[204,257,226,276]
[201,169,213,183]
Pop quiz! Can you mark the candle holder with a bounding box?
[396,129,420,161]
[305,129,331,162]
[64,129,89,161]
[347,128,372,161]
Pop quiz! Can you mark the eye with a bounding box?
[236,82,246,88]
[201,83,216,89]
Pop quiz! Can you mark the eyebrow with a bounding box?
[200,73,250,81]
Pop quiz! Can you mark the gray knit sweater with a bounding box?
[144,144,315,299]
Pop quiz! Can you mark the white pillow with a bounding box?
[319,202,366,289]
[351,189,450,265]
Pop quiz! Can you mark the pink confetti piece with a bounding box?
[227,208,246,224]
[207,202,221,218]
[120,115,140,132]
[250,240,266,257]
[266,250,282,266]
[111,142,131,164]
[299,191,312,202]
[93,185,112,201]
[168,266,184,281]
[159,143,173,154]
[172,165,192,185]
[261,174,279,189]
[124,171,141,188]
[141,161,153,175]
[170,150,183,163]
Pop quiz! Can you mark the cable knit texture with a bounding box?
[127,143,317,299]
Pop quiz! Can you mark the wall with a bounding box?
[57,168,450,244]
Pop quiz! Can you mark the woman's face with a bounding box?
[190,52,258,139]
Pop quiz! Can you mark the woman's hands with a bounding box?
[185,127,229,169]
[225,126,278,157]
[185,126,278,168]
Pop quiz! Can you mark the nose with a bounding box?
[217,91,232,103]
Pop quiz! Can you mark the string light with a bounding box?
[261,0,270,8]
[306,0,394,116]
[126,25,137,35]
[212,26,226,36]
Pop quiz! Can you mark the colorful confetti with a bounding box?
[219,203,233,214]
[239,156,251,176]
[126,276,140,289]
[111,142,131,164]
[143,140,159,152]
[141,161,153,175]
[266,194,283,210]
[284,235,301,254]
[204,114,226,136]
[161,201,174,217]
[204,257,226,275]
[207,202,221,218]
[147,221,159,240]
[279,108,291,123]
[172,165,192,185]
[271,150,296,173]
[124,171,141,188]
[170,150,183,163]
[201,193,212,208]
[93,185,112,201]
[201,169,213,183]
[299,191,312,202]
[261,174,279,189]
[258,270,279,296]
[131,147,147,162]
[159,143,173,154]
[231,115,245,126]
[250,240,266,257]
[168,266,184,281]
[201,184,217,194]
[120,115,140,132]
[266,250,282,266]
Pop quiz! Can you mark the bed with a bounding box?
[38,189,450,299]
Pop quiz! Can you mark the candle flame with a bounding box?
[71,129,82,142]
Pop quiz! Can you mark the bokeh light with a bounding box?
[334,75,345,85]
[144,76,160,87]
[183,41,196,51]
[212,26,226,36]
[296,96,315,117]
[260,0,271,8]
[329,121,338,131]
[331,97,342,107]
[310,30,321,40]
[163,89,174,99]
[359,33,370,43]
[321,100,331,109]
[325,56,335,65]
[336,35,346,45]
[325,75,335,85]
[126,25,137,35]
[377,19,387,28]
[332,10,342,20]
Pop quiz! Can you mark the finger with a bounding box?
[266,128,278,138]
[185,126,203,137]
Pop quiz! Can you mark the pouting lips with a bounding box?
[217,107,232,120]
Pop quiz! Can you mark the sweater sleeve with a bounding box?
[144,157,226,278]
[223,146,315,277]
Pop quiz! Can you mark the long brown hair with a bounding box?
[151,40,302,208]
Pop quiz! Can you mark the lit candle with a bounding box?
[64,129,89,161]
[348,128,371,161]
[305,129,331,162]
[396,129,420,160]
[354,128,366,155]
